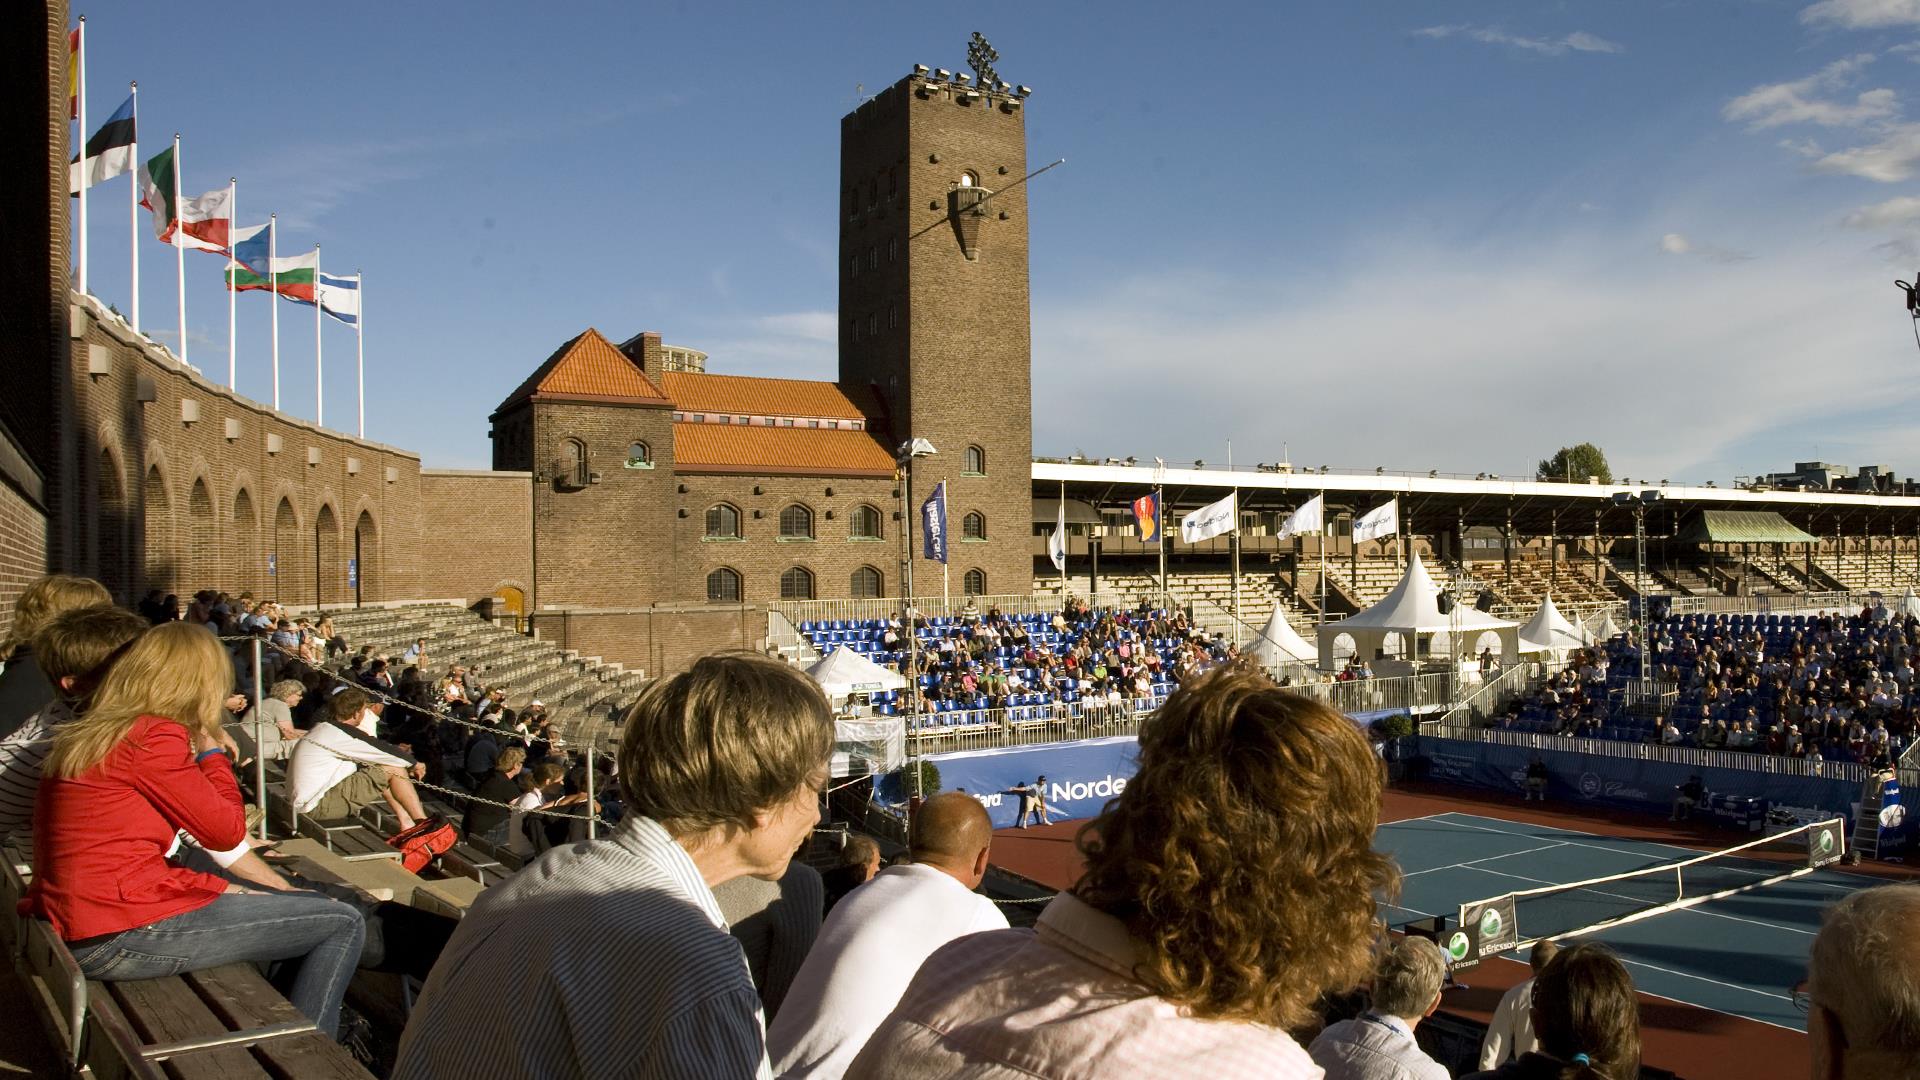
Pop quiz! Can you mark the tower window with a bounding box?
[964,568,987,595]
[851,565,883,598]
[963,512,986,540]
[964,445,986,475]
[868,246,878,270]
[625,441,652,468]
[959,171,977,188]
[888,306,899,329]
[867,313,877,335]
[705,504,741,539]
[779,504,815,539]
[850,504,883,539]
[849,255,859,278]
[780,566,816,600]
[707,567,742,603]
[888,237,899,263]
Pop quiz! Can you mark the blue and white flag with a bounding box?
[1048,497,1067,572]
[290,272,360,326]
[921,481,949,564]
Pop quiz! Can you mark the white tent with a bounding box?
[1248,605,1317,666]
[807,647,908,699]
[1315,554,1520,672]
[1901,589,1920,620]
[1517,596,1591,655]
[1588,608,1624,641]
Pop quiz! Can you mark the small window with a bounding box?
[849,255,859,278]
[673,412,685,421]
[867,313,877,335]
[780,566,816,600]
[964,568,986,595]
[888,306,899,330]
[809,420,821,428]
[717,415,731,425]
[964,445,986,475]
[779,504,815,539]
[560,438,587,486]
[705,504,741,539]
[868,247,878,271]
[781,418,795,427]
[851,566,883,599]
[963,512,986,540]
[851,504,883,539]
[691,414,705,423]
[959,171,977,188]
[761,417,776,426]
[887,168,898,198]
[888,237,899,263]
[707,567,742,603]
[736,416,748,425]
[625,441,652,469]
[867,179,877,209]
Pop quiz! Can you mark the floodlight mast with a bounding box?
[897,439,937,801]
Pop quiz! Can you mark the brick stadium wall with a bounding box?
[64,296,434,607]
[523,400,678,610]
[0,431,50,647]
[527,604,764,679]
[672,473,900,604]
[416,469,532,604]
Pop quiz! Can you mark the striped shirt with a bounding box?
[0,700,71,850]
[392,815,773,1080]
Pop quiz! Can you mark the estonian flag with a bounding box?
[69,92,135,195]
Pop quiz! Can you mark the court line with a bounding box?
[1400,842,1571,879]
[1379,900,1437,919]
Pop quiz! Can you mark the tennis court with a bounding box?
[1377,811,1865,1034]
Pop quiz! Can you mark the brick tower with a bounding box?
[838,41,1035,601]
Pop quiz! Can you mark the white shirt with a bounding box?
[1308,1012,1448,1080]
[769,862,1008,1078]
[284,717,412,815]
[507,788,544,858]
[1479,976,1540,1069]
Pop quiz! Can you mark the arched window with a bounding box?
[706,567,742,603]
[780,566,815,600]
[964,569,987,595]
[780,504,814,539]
[626,441,652,468]
[851,566,883,599]
[850,504,882,539]
[705,504,741,539]
[964,445,986,475]
[963,511,986,540]
[959,171,978,188]
[560,438,587,486]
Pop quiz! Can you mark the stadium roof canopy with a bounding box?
[1674,511,1818,545]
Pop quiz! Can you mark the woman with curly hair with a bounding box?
[847,664,1399,1078]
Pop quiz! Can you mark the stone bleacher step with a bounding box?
[273,837,422,905]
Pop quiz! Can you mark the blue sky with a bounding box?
[71,1,1920,481]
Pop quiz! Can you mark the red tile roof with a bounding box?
[495,329,671,414]
[672,423,896,477]
[660,371,884,421]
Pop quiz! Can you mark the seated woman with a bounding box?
[1465,943,1640,1079]
[23,622,366,1038]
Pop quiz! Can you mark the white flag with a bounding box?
[1276,494,1324,540]
[1047,498,1067,571]
[1352,500,1399,544]
[1180,491,1238,544]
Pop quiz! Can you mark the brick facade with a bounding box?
[416,469,533,606]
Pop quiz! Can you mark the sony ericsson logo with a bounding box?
[1447,931,1472,963]
[1815,828,1838,856]
[1479,906,1504,940]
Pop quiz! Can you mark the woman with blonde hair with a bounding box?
[0,574,112,741]
[22,622,365,1038]
[849,664,1400,1078]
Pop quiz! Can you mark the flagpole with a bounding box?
[1059,480,1068,599]
[227,178,236,389]
[313,244,323,427]
[1231,487,1241,650]
[269,214,279,409]
[172,133,186,365]
[1318,489,1327,627]
[75,16,87,297]
[128,82,139,332]
[356,269,365,439]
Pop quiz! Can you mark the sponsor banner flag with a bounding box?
[1179,491,1236,544]
[1276,494,1324,540]
[1048,497,1067,572]
[68,92,135,194]
[1352,499,1398,544]
[1460,895,1518,961]
[1131,491,1161,543]
[920,481,949,564]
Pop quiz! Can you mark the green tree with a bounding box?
[1539,443,1613,484]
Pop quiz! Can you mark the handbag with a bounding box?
[387,815,458,873]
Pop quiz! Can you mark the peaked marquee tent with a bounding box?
[1901,589,1920,621]
[1588,608,1624,641]
[1315,553,1519,672]
[1517,596,1591,655]
[1248,605,1317,666]
[807,647,907,699]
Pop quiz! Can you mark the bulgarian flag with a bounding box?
[138,144,231,252]
[224,227,317,302]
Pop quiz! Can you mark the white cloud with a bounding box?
[1029,233,1909,482]
[1660,233,1692,255]
[1842,194,1920,226]
[1803,0,1920,29]
[1411,24,1623,56]
[1724,55,1897,128]
[1658,232,1754,262]
[686,310,839,380]
[1815,123,1920,179]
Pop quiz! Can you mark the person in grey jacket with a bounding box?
[1309,936,1451,1080]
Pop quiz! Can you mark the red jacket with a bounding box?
[21,714,246,941]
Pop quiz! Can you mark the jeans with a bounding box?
[69,891,366,1038]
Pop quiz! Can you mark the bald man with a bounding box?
[769,792,1009,1077]
[1807,883,1920,1080]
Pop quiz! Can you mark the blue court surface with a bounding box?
[1375,812,1871,1033]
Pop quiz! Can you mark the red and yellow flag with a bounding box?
[67,26,80,119]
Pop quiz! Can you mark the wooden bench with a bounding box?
[272,838,423,905]
[409,877,487,920]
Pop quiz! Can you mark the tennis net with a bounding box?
[1457,817,1846,958]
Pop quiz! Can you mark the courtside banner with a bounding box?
[878,736,1141,829]
[1460,896,1518,960]
[1807,819,1845,868]
[921,481,949,564]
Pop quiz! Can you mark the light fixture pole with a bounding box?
[896,438,937,801]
